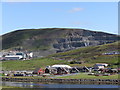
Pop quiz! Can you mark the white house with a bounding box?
[94,65,104,69]
[93,63,107,69]
[5,55,23,60]
[16,52,26,59]
[95,63,108,67]
[29,52,33,58]
[46,65,72,75]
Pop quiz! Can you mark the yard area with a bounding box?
[55,73,119,79]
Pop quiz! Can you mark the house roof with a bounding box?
[5,55,23,58]
[94,64,105,66]
[51,65,72,68]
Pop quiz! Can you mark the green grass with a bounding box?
[2,28,67,50]
[48,41,120,67]
[2,42,120,71]
[55,73,119,79]
[1,86,22,88]
[2,58,68,70]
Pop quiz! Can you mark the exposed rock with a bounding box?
[53,30,119,52]
[2,28,120,56]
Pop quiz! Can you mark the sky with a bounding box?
[1,2,118,35]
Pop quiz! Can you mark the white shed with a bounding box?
[5,55,23,60]
[51,65,72,68]
[94,63,106,69]
[94,65,104,69]
[95,63,108,67]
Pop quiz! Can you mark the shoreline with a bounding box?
[2,77,119,85]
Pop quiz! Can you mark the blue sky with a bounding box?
[1,2,118,35]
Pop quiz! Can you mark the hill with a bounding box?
[48,41,120,66]
[1,28,120,56]
[2,41,120,70]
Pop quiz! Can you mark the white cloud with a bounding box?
[69,8,83,13]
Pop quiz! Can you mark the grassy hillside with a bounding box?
[48,41,119,67]
[2,58,68,71]
[2,28,65,50]
[2,41,119,70]
[2,28,119,51]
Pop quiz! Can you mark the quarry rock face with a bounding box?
[2,28,120,56]
[53,29,119,52]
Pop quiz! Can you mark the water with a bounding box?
[2,81,119,88]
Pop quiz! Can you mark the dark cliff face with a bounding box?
[2,28,120,54]
[52,29,119,52]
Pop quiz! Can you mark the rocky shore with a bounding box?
[2,77,119,84]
